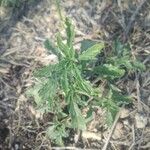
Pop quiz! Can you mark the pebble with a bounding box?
[135,113,148,129]
[82,131,102,141]
[120,108,130,119]
[112,122,124,139]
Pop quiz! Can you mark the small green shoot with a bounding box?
[27,18,144,145]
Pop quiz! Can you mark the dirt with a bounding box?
[0,0,150,149]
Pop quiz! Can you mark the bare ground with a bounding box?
[0,0,150,149]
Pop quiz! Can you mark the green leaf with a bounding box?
[116,57,133,70]
[106,110,113,126]
[105,110,115,126]
[82,80,94,94]
[39,78,57,101]
[69,101,86,130]
[73,66,94,95]
[93,64,125,79]
[113,39,124,56]
[111,90,131,105]
[103,98,119,126]
[132,60,146,71]
[47,123,68,146]
[34,64,55,78]
[80,39,98,52]
[60,68,69,94]
[79,43,104,61]
[113,40,130,57]
[26,83,43,106]
[57,34,70,58]
[65,18,75,48]
[44,39,59,56]
[85,107,94,123]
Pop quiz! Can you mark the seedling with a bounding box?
[27,18,144,145]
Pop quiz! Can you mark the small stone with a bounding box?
[120,108,130,119]
[82,131,101,141]
[123,119,129,126]
[112,122,124,139]
[135,113,147,129]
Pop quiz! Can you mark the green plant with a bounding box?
[27,18,145,145]
[0,0,20,7]
[107,39,145,72]
[0,0,34,7]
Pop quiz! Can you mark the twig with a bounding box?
[129,124,136,150]
[117,0,126,30]
[110,140,130,146]
[51,147,91,150]
[102,107,122,150]
[124,0,147,40]
[135,73,142,111]
[140,143,150,149]
[137,128,145,150]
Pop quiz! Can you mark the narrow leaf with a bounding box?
[79,43,104,61]
[93,64,125,79]
[65,18,75,48]
[80,39,97,52]
[132,60,146,71]
[44,39,59,55]
[47,123,68,146]
[69,101,86,130]
[57,34,70,57]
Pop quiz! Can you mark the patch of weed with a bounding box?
[26,18,145,145]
